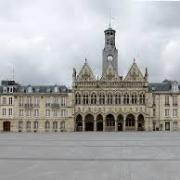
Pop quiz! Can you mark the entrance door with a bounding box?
[85,122,94,131]
[118,122,123,131]
[165,122,170,131]
[3,121,11,132]
[97,121,103,131]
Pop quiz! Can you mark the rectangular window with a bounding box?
[61,109,66,117]
[153,109,156,116]
[19,97,24,106]
[153,95,156,105]
[19,109,24,116]
[9,97,13,105]
[165,96,170,106]
[165,109,170,117]
[34,97,39,106]
[26,110,31,117]
[9,108,12,116]
[173,96,178,106]
[61,97,66,106]
[34,109,39,117]
[46,109,50,117]
[2,97,6,105]
[173,109,178,117]
[53,110,58,117]
[27,97,32,104]
[2,108,6,116]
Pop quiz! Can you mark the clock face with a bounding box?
[107,55,113,61]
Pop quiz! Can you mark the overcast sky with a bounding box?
[0,0,180,86]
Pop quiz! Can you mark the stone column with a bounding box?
[115,120,117,132]
[123,115,126,131]
[135,116,138,131]
[94,119,97,132]
[103,120,106,132]
[82,117,85,132]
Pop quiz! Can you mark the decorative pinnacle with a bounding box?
[85,57,87,63]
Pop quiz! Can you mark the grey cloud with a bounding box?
[0,0,180,86]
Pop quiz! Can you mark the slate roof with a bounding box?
[0,80,71,94]
[149,80,179,92]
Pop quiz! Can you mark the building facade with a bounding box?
[0,26,180,132]
[0,81,74,132]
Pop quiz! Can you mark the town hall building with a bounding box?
[0,25,180,132]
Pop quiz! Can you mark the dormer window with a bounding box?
[171,81,179,92]
[54,86,58,93]
[46,88,51,93]
[35,88,40,93]
[3,87,7,93]
[28,86,32,93]
[9,87,13,93]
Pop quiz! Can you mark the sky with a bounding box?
[0,0,180,86]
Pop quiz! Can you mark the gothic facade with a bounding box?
[0,26,179,132]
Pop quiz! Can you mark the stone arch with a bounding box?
[75,114,83,132]
[106,114,115,131]
[126,114,135,131]
[96,114,103,131]
[117,114,124,131]
[138,114,145,131]
[85,114,94,131]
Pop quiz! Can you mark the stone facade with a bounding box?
[0,26,180,132]
[0,81,74,132]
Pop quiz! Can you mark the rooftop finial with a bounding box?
[109,8,112,28]
[85,57,87,63]
[133,58,136,63]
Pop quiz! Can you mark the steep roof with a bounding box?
[124,60,145,81]
[76,60,95,81]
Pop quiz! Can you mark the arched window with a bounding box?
[45,121,50,129]
[83,93,89,105]
[124,93,129,104]
[99,93,105,105]
[75,92,81,105]
[131,93,137,104]
[140,93,145,104]
[91,93,97,104]
[107,93,113,104]
[115,93,121,104]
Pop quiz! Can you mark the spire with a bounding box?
[85,57,87,64]
[144,67,148,81]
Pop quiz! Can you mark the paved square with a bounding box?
[0,132,180,180]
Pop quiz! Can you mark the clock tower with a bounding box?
[102,26,118,75]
